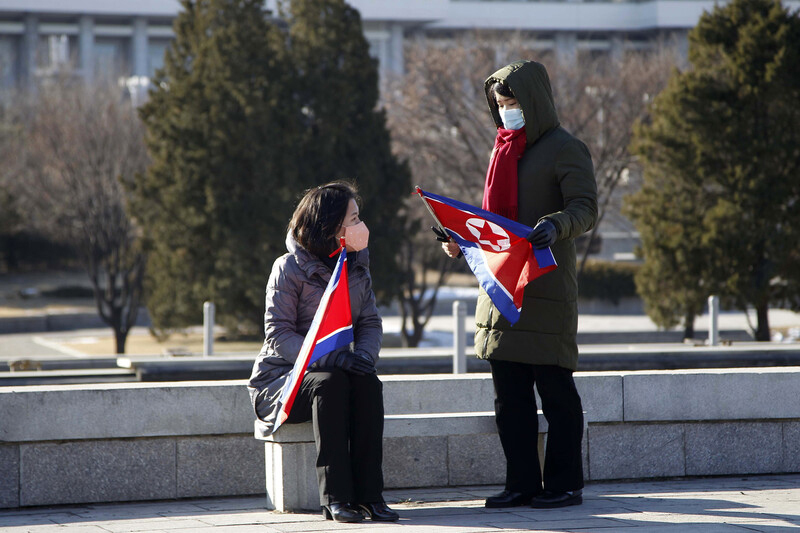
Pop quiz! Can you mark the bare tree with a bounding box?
[392,215,459,348]
[549,47,681,272]
[384,35,679,346]
[384,36,504,346]
[0,96,24,270]
[10,80,148,353]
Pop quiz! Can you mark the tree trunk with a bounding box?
[114,327,128,354]
[406,327,424,348]
[755,302,770,341]
[578,224,599,277]
[1,236,19,270]
[400,289,420,348]
[683,312,695,340]
[400,321,425,348]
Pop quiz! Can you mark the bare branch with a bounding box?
[384,36,680,345]
[10,79,149,353]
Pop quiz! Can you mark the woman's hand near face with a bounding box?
[442,241,461,258]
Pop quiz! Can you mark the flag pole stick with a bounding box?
[415,186,451,241]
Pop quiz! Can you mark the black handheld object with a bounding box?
[431,226,450,242]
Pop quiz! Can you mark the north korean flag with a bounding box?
[417,188,557,325]
[272,241,354,433]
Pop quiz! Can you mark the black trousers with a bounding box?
[284,368,385,506]
[489,360,584,494]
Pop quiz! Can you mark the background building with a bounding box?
[0,1,174,91]
[3,0,795,261]
[3,0,798,91]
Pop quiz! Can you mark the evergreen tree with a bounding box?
[130,0,296,335]
[131,0,408,337]
[624,156,713,338]
[279,0,411,303]
[628,0,800,340]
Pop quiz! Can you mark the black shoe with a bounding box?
[358,502,400,521]
[322,503,364,522]
[485,490,536,508]
[531,489,583,508]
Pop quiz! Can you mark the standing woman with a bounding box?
[441,61,597,508]
[248,182,398,523]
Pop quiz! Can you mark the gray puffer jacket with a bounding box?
[248,239,382,437]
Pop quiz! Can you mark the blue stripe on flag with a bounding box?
[422,189,533,239]
[274,248,350,428]
[312,326,354,364]
[533,247,556,268]
[460,244,521,325]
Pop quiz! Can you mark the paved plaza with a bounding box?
[1,475,798,532]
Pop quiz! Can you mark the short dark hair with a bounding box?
[491,81,514,101]
[290,181,360,257]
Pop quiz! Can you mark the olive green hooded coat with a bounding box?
[474,60,598,371]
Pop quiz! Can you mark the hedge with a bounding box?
[577,260,640,304]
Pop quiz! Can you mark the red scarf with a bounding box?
[482,127,527,221]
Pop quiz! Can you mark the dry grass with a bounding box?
[59,331,262,356]
[0,300,95,317]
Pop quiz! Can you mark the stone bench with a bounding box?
[4,368,799,510]
[256,372,605,511]
[258,411,549,511]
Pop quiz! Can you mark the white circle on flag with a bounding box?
[465,218,511,252]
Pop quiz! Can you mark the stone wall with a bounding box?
[1,368,799,509]
[0,382,264,508]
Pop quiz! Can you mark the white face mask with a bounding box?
[499,107,525,130]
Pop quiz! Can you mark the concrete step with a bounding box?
[0,368,136,385]
[2,343,799,385]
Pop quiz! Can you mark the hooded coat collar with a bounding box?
[285,232,369,281]
[485,61,560,148]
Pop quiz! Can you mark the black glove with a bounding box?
[527,219,558,249]
[431,226,450,242]
[334,351,375,375]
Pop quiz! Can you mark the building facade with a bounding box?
[3,0,797,90]
[0,1,175,90]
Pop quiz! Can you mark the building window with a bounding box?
[0,37,17,89]
[95,37,130,79]
[577,48,610,65]
[37,34,77,74]
[148,39,170,75]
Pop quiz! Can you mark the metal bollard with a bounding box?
[453,300,466,374]
[203,301,215,356]
[708,295,719,346]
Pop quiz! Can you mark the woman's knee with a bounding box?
[350,372,383,396]
[310,369,382,400]
[306,367,351,399]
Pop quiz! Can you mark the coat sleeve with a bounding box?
[352,271,383,364]
[544,138,598,240]
[263,257,305,364]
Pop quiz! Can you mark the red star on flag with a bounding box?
[475,221,505,248]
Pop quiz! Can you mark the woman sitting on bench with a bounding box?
[248,181,398,523]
